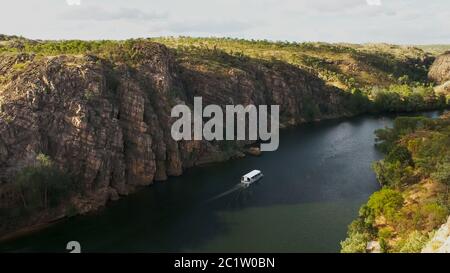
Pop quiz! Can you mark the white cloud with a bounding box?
[63,6,167,21]
[366,0,382,6]
[167,20,253,34]
[66,0,81,6]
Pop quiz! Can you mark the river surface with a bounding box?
[0,112,443,253]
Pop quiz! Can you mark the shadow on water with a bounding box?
[0,110,445,253]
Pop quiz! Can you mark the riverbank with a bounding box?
[341,112,450,253]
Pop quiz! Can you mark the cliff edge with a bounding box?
[429,52,450,96]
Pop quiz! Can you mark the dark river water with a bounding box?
[0,111,443,253]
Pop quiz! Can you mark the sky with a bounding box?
[0,0,449,44]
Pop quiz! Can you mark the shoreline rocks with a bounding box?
[246,147,262,157]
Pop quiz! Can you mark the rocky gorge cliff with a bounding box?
[0,39,357,237]
[429,51,450,97]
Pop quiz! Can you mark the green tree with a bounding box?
[373,160,415,188]
[14,153,75,211]
[340,232,369,253]
[397,231,430,253]
[385,145,414,166]
[431,158,450,196]
[432,160,450,185]
[364,188,404,223]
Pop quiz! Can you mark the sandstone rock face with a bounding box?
[0,41,355,236]
[422,217,450,253]
[429,52,450,84]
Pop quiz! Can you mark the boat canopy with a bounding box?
[242,170,262,180]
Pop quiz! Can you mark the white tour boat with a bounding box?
[241,170,263,187]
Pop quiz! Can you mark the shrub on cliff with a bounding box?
[13,154,76,212]
[373,145,416,188]
[432,158,450,189]
[374,116,427,153]
[363,188,404,224]
[348,89,372,113]
[369,84,446,113]
[385,145,414,166]
[340,232,369,253]
[396,231,430,253]
[373,159,416,188]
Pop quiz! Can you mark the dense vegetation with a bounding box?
[0,36,435,87]
[151,37,433,89]
[0,154,77,229]
[341,113,450,253]
[368,84,447,112]
[416,44,450,56]
[0,37,158,67]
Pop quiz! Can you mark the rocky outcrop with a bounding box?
[428,52,450,84]
[246,147,262,157]
[429,52,450,98]
[0,41,356,237]
[422,217,450,253]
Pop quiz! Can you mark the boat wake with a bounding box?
[205,184,245,203]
